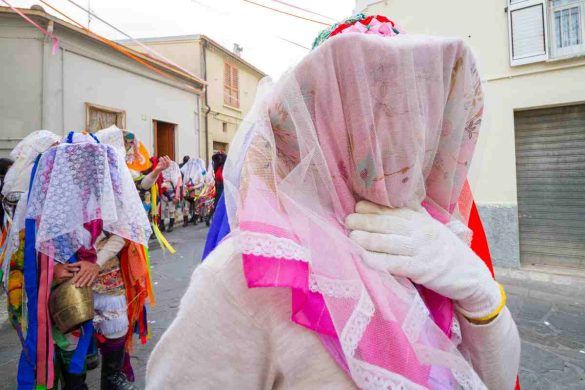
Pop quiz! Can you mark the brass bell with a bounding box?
[49,279,94,333]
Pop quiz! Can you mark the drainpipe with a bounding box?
[202,39,211,165]
[41,20,55,129]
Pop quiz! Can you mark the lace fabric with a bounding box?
[239,231,309,261]
[2,130,61,196]
[162,161,182,187]
[181,158,206,188]
[95,125,126,157]
[1,193,27,286]
[224,33,485,389]
[26,141,151,263]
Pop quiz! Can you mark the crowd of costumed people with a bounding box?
[0,125,219,390]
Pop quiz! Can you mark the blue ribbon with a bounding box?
[201,193,230,261]
[63,251,94,375]
[17,156,41,389]
[65,131,100,144]
[69,320,93,374]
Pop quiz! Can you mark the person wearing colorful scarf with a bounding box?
[1,131,61,349]
[11,132,154,390]
[211,151,226,212]
[147,14,520,390]
[181,157,206,226]
[159,160,183,233]
[95,126,173,250]
[0,158,14,227]
[94,125,173,203]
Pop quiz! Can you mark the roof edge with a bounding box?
[0,6,207,88]
[119,33,267,77]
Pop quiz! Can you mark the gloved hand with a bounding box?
[346,200,504,321]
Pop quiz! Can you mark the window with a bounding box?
[213,141,228,153]
[551,0,584,57]
[85,103,125,132]
[222,122,228,132]
[508,0,585,65]
[223,62,240,108]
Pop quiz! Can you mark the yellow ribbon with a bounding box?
[151,184,176,254]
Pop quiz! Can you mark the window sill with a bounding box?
[223,104,242,112]
[547,51,585,63]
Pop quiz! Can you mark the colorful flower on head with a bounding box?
[312,14,404,49]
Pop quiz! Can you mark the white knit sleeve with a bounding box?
[457,307,521,390]
[146,245,275,389]
[140,171,159,190]
[96,234,125,267]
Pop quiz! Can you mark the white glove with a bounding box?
[346,200,504,321]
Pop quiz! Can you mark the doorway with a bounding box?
[153,120,176,161]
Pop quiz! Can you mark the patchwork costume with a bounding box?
[159,161,182,233]
[95,127,175,253]
[180,158,206,226]
[1,131,61,353]
[8,132,153,390]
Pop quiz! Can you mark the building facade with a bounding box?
[122,35,266,163]
[0,6,205,162]
[357,0,585,270]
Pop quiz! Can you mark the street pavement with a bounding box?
[0,224,206,390]
[1,224,584,389]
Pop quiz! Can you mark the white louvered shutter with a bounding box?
[231,66,239,108]
[508,0,549,65]
[224,63,232,105]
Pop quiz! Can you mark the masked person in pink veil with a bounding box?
[146,14,521,390]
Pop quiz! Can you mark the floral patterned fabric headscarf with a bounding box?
[224,22,485,389]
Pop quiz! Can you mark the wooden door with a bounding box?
[154,120,176,160]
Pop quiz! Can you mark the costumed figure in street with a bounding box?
[14,132,153,390]
[1,131,61,347]
[179,155,190,170]
[0,157,14,231]
[191,160,215,227]
[148,14,521,390]
[211,151,226,211]
[180,158,206,226]
[95,126,175,254]
[0,157,14,279]
[158,160,182,233]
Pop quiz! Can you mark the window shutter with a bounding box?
[232,67,239,107]
[224,63,231,105]
[508,0,549,66]
[224,63,231,86]
[232,67,239,90]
